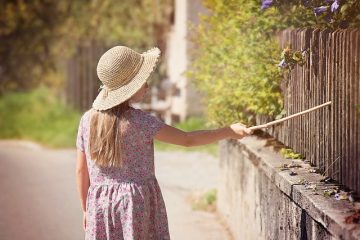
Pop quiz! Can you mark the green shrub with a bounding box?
[188,0,360,128]
[190,189,217,212]
[280,148,304,159]
[174,117,212,131]
[188,0,285,127]
[261,0,360,29]
[0,87,81,148]
[154,116,219,156]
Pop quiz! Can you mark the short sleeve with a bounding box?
[76,115,85,152]
[140,110,166,139]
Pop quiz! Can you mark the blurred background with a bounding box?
[1,0,360,239]
[0,0,225,239]
[0,0,214,149]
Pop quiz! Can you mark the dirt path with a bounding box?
[155,150,231,240]
[0,140,230,240]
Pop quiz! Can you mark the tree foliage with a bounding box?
[0,0,173,93]
[0,1,71,91]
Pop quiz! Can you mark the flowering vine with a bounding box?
[261,0,360,29]
[278,46,307,71]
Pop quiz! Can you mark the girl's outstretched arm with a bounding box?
[76,150,90,214]
[154,122,252,147]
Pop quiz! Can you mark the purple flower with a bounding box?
[261,0,273,10]
[331,0,340,12]
[313,6,329,16]
[278,59,288,68]
[302,0,311,7]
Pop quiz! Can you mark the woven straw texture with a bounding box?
[92,46,160,110]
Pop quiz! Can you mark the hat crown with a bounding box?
[96,46,144,89]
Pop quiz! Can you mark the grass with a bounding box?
[280,148,304,159]
[0,87,81,148]
[188,189,217,212]
[154,117,219,157]
[0,87,219,156]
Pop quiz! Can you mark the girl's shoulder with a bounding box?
[129,107,148,118]
[82,109,93,121]
[78,109,95,128]
[129,107,156,119]
[82,107,150,121]
[129,106,142,113]
[84,109,92,117]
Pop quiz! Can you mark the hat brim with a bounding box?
[92,47,160,111]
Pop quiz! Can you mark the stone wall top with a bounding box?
[224,136,360,240]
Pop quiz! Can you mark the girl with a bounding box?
[75,46,252,240]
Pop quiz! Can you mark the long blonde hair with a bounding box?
[89,100,131,168]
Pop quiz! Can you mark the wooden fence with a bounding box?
[65,42,107,111]
[257,28,360,194]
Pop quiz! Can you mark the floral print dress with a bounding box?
[76,107,170,240]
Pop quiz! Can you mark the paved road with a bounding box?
[0,140,230,240]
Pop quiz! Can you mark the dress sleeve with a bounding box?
[76,115,85,152]
[140,110,166,139]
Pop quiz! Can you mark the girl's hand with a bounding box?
[82,212,87,231]
[229,123,253,139]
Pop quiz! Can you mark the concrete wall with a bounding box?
[217,137,360,240]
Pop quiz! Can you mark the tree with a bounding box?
[0,0,173,94]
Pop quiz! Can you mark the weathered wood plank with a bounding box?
[262,28,360,194]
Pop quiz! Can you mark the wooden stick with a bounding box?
[249,101,332,130]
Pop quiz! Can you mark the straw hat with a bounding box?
[92,46,160,110]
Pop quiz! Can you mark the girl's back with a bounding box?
[77,106,169,240]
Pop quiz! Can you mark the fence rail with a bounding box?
[257,28,360,194]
